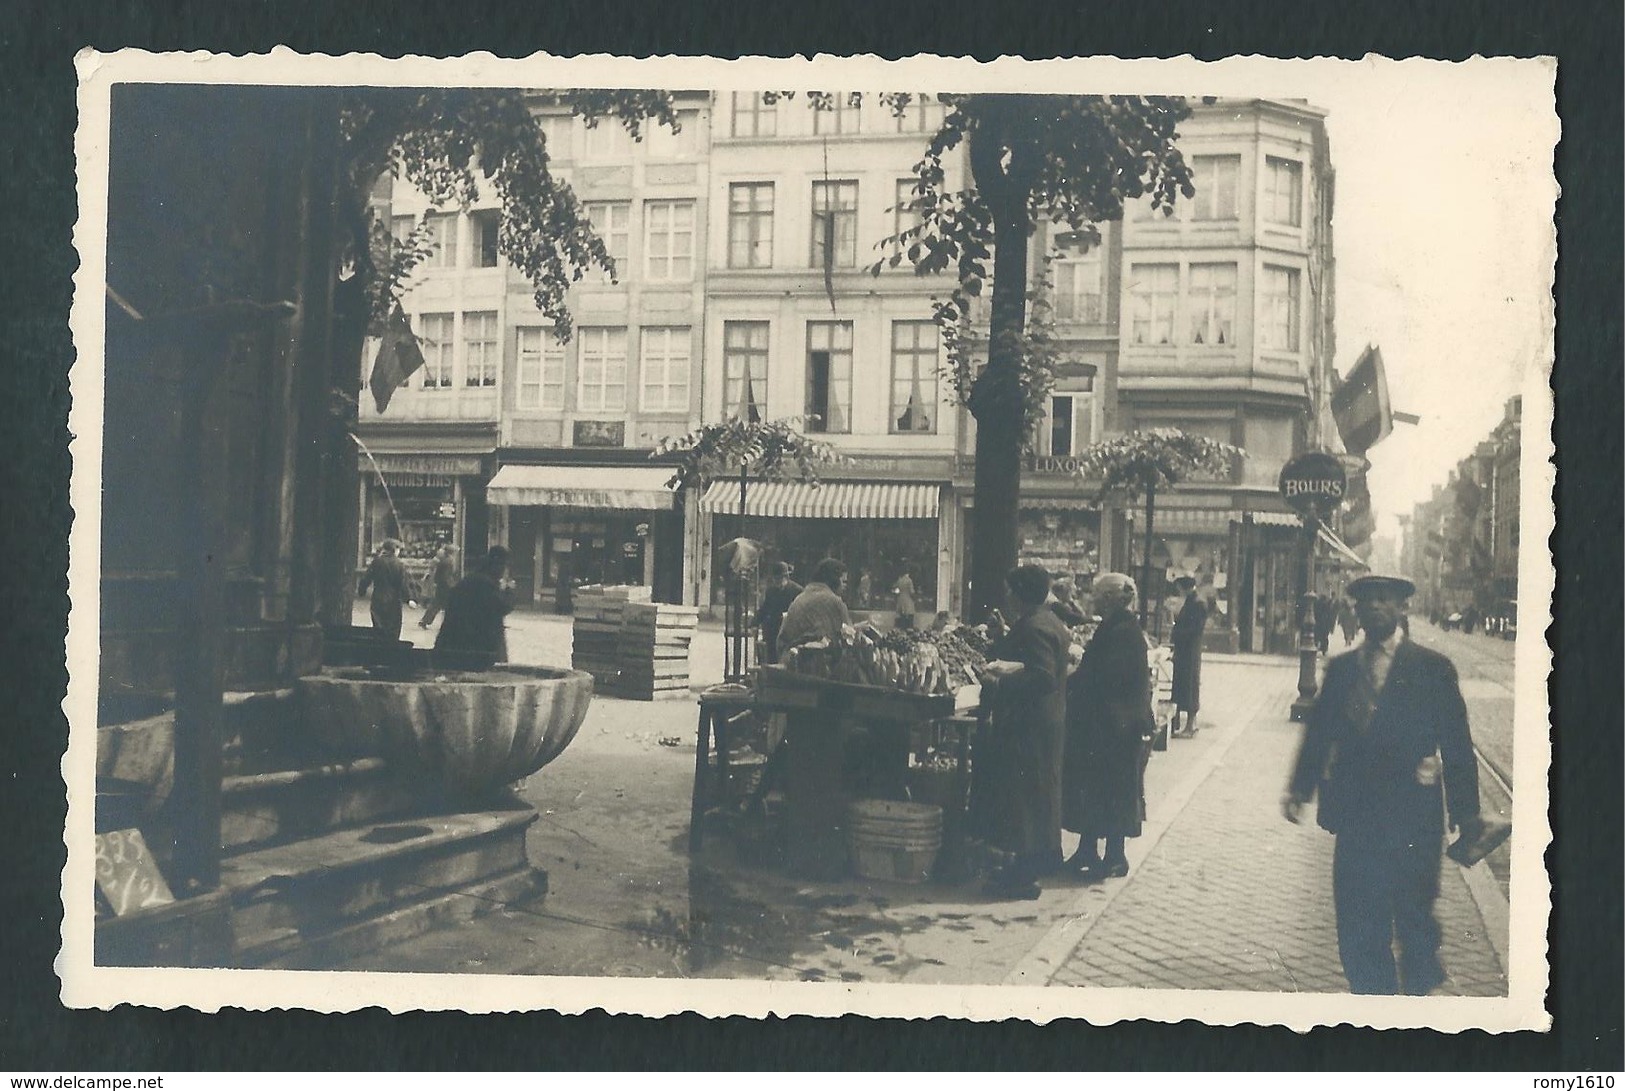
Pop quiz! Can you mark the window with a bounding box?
[723,321,769,422]
[539,115,574,159]
[1054,244,1105,322]
[424,212,459,268]
[584,201,630,280]
[1264,156,1303,227]
[890,321,938,433]
[646,112,696,158]
[389,214,415,247]
[1043,382,1096,457]
[812,95,861,135]
[576,327,628,412]
[469,211,500,268]
[643,200,694,281]
[892,178,923,242]
[1190,155,1240,221]
[418,313,455,389]
[893,95,945,133]
[583,120,633,159]
[516,328,566,409]
[810,180,859,268]
[728,183,775,269]
[1260,265,1301,352]
[639,327,691,413]
[1188,263,1237,346]
[1128,264,1179,346]
[462,311,498,387]
[730,92,777,138]
[805,321,853,434]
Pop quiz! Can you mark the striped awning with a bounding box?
[1317,523,1371,569]
[699,480,939,519]
[1129,508,1234,534]
[1237,511,1303,528]
[486,465,677,510]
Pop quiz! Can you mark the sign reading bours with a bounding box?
[1277,451,1348,518]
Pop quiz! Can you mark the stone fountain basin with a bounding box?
[298,665,594,798]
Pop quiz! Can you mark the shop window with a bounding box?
[516,327,565,409]
[812,94,861,135]
[810,180,859,269]
[1128,263,1178,346]
[1053,242,1105,322]
[723,320,769,422]
[1264,156,1304,227]
[644,200,694,282]
[1042,380,1095,456]
[418,313,455,389]
[805,321,853,434]
[890,320,938,434]
[639,326,691,413]
[730,92,777,138]
[1188,263,1237,346]
[462,311,498,387]
[470,210,500,268]
[1190,155,1240,221]
[423,212,458,268]
[1260,265,1301,352]
[584,201,630,282]
[577,327,627,413]
[728,183,774,269]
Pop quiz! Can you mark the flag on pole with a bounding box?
[1331,344,1393,455]
[368,308,425,414]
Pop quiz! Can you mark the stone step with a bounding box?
[221,758,417,853]
[221,805,539,967]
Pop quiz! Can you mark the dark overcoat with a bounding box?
[1170,594,1207,711]
[1063,607,1153,839]
[433,572,513,669]
[359,553,410,641]
[975,606,1070,865]
[1288,638,1482,994]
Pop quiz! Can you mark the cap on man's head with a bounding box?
[1347,573,1416,600]
[1174,574,1197,589]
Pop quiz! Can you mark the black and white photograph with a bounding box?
[63,51,1556,1030]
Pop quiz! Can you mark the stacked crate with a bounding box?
[570,586,699,700]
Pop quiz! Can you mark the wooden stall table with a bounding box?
[689,684,756,852]
[754,667,953,880]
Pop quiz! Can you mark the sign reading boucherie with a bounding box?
[1277,451,1348,519]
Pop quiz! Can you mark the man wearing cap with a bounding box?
[1283,573,1488,995]
[358,538,410,642]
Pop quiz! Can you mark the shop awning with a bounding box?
[698,480,939,519]
[1317,523,1371,569]
[1129,508,1233,534]
[485,465,677,510]
[1237,511,1303,528]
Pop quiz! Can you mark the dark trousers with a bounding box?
[1332,828,1445,995]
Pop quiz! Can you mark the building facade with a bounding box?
[363,94,1338,641]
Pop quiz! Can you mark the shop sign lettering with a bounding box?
[1278,452,1348,517]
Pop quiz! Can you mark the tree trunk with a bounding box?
[965,113,1034,622]
[1141,481,1156,632]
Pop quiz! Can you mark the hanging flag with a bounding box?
[1331,344,1393,455]
[368,308,425,414]
[1340,474,1376,551]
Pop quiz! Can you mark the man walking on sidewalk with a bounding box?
[1282,573,1488,995]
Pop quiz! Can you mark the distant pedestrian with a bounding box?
[1460,604,1480,635]
[975,565,1069,900]
[893,570,917,629]
[778,558,851,654]
[419,543,461,628]
[434,546,514,670]
[1169,575,1206,737]
[1337,597,1360,647]
[1048,576,1087,628]
[358,538,410,642]
[1063,572,1153,881]
[1284,573,1490,996]
[1313,593,1336,654]
[753,561,803,664]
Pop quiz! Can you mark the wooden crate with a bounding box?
[755,666,954,724]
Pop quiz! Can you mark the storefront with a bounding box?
[356,451,492,591]
[698,479,944,620]
[484,463,684,609]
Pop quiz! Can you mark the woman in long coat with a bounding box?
[1170,575,1207,737]
[975,564,1070,900]
[1063,572,1154,879]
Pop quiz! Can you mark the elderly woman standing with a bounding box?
[975,564,1071,900]
[1063,572,1155,880]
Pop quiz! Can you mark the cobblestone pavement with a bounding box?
[1049,665,1508,996]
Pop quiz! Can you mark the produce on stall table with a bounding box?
[779,622,991,696]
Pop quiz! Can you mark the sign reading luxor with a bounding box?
[1277,451,1348,519]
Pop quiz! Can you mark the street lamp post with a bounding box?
[1278,451,1348,722]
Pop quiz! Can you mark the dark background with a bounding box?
[3,0,1619,1071]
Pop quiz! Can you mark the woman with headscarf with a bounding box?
[1063,572,1155,880]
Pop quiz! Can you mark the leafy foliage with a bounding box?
[652,417,848,494]
[339,88,679,341]
[1074,427,1246,501]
